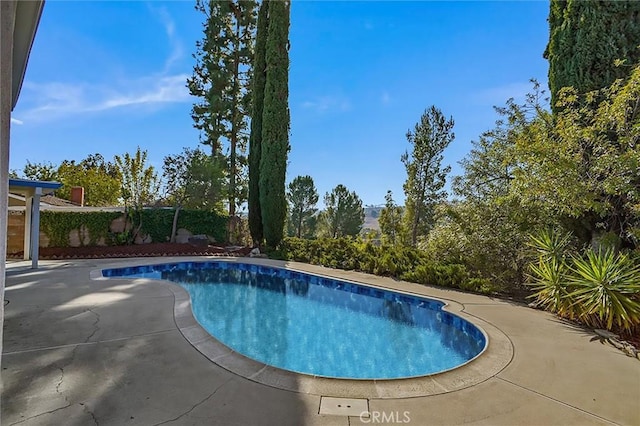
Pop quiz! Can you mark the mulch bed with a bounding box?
[7,243,253,260]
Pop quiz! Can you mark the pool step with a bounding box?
[319,396,369,417]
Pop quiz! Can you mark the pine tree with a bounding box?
[259,0,290,248]
[187,0,257,237]
[319,185,365,238]
[379,190,403,245]
[287,175,319,238]
[545,0,640,110]
[248,0,269,246]
[402,106,454,247]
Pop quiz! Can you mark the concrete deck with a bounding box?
[2,257,639,425]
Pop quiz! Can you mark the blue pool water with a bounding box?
[103,262,486,379]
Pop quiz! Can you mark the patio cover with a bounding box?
[9,178,62,268]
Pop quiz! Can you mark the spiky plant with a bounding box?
[567,249,640,331]
[527,228,572,263]
[528,256,574,316]
[527,229,575,315]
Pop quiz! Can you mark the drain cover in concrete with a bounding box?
[319,396,369,417]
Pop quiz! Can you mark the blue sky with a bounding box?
[10,1,550,207]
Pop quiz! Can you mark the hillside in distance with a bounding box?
[363,206,383,231]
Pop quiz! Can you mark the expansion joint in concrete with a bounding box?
[495,376,619,426]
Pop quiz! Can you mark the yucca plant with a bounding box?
[528,256,574,316]
[567,249,640,331]
[526,229,575,316]
[527,228,573,262]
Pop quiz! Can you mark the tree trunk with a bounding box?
[412,169,429,246]
[297,206,303,238]
[228,4,241,244]
[170,205,182,243]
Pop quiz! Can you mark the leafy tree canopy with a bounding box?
[512,66,640,248]
[57,154,122,206]
[115,147,159,209]
[20,155,122,206]
[22,161,59,182]
[162,147,225,212]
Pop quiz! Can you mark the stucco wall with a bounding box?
[6,210,24,254]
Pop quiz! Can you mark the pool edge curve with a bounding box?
[93,257,514,399]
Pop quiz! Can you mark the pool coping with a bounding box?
[91,256,514,399]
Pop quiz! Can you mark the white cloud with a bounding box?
[10,118,23,125]
[95,74,191,110]
[149,5,184,73]
[301,95,351,113]
[14,7,190,124]
[381,92,391,105]
[18,74,192,122]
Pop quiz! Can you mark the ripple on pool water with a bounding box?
[105,262,486,379]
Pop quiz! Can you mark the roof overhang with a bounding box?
[12,0,45,110]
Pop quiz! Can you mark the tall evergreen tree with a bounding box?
[259,0,290,248]
[248,0,269,245]
[379,190,403,245]
[319,185,365,238]
[402,106,454,247]
[187,0,257,236]
[286,175,319,238]
[545,0,640,110]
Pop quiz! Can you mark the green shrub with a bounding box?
[401,263,469,290]
[275,237,500,294]
[462,277,500,294]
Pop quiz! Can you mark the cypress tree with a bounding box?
[259,0,290,248]
[545,0,640,110]
[248,0,269,246]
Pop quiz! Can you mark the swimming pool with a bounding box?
[103,261,486,379]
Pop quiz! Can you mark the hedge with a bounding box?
[40,209,228,247]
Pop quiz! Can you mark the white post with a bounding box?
[30,187,41,269]
[23,193,32,260]
[1,0,17,391]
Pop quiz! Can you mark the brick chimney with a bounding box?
[70,186,84,206]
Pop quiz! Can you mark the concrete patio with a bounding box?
[2,257,639,425]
